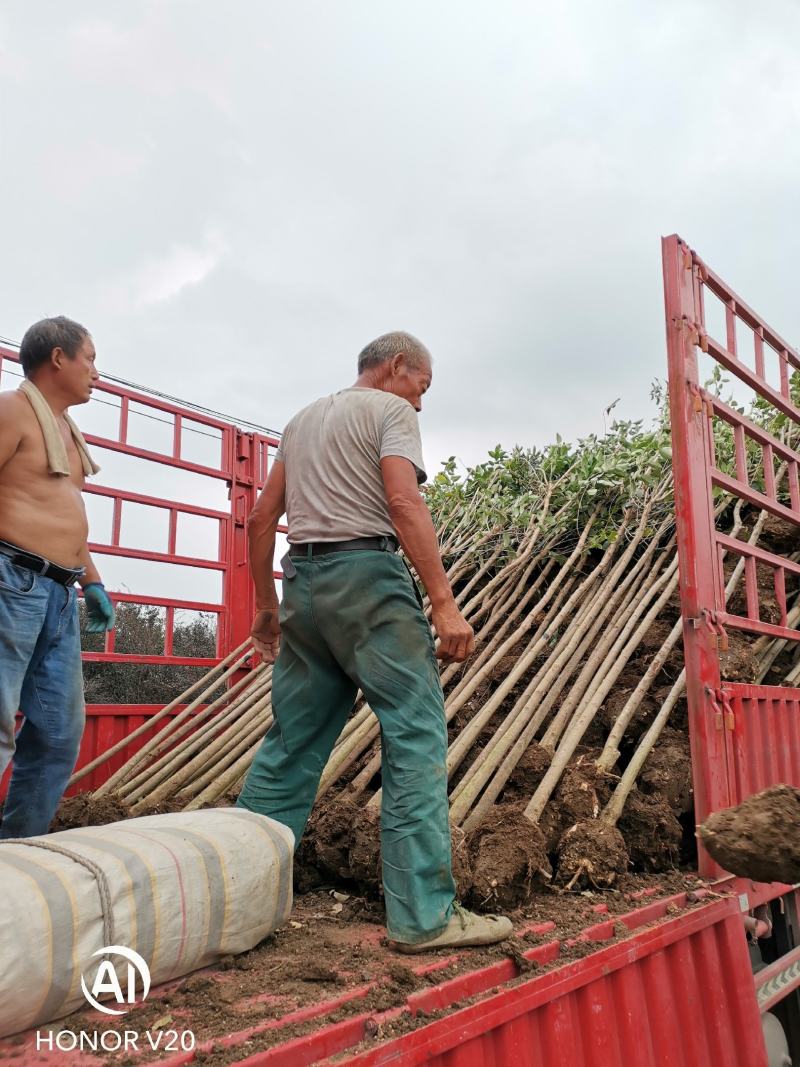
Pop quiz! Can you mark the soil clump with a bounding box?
[555,820,629,888]
[698,784,800,883]
[466,805,551,908]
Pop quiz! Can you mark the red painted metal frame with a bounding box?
[0,346,282,672]
[663,235,800,875]
[0,705,190,799]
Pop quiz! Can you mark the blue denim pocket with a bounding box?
[0,556,37,595]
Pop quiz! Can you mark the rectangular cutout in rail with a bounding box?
[83,493,114,546]
[80,389,123,441]
[119,500,170,555]
[171,609,219,659]
[702,285,728,353]
[109,602,168,656]
[0,360,22,390]
[89,446,231,510]
[125,399,175,457]
[178,418,224,470]
[174,511,222,562]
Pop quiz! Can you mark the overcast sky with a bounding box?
[1,1,799,603]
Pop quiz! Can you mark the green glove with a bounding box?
[83,582,116,632]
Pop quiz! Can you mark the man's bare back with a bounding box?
[0,389,90,569]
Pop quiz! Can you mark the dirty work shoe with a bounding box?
[392,903,513,954]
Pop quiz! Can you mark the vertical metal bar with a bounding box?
[762,442,776,500]
[780,350,790,398]
[775,567,787,629]
[663,236,727,873]
[706,406,718,469]
[168,509,178,555]
[173,414,182,460]
[226,430,258,664]
[119,396,129,444]
[733,424,747,484]
[790,461,800,514]
[725,303,737,357]
[111,497,123,546]
[164,606,175,657]
[744,555,759,621]
[754,327,765,379]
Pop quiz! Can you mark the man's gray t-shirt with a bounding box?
[276,387,426,543]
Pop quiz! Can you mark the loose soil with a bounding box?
[698,784,800,883]
[5,875,703,1067]
[638,728,693,816]
[49,791,240,834]
[618,789,682,872]
[555,820,629,888]
[466,805,551,908]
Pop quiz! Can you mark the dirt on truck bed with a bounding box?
[1,874,705,1067]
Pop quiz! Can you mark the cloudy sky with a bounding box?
[1,1,799,602]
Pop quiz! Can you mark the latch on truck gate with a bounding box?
[693,607,729,651]
[706,686,735,731]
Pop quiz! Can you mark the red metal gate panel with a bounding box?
[0,344,280,673]
[663,234,800,874]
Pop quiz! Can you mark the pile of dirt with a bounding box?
[638,728,693,816]
[618,789,682,871]
[555,820,629,888]
[505,742,551,796]
[49,792,130,832]
[719,633,759,682]
[466,805,551,909]
[536,752,614,852]
[698,784,800,883]
[348,807,382,888]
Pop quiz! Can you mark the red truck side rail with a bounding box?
[663,235,800,876]
[0,344,279,671]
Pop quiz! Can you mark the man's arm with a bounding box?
[77,546,103,587]
[77,545,116,632]
[381,455,474,663]
[248,460,286,663]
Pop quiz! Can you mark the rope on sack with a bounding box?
[0,838,115,947]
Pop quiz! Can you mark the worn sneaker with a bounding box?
[391,903,513,954]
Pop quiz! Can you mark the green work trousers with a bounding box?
[236,548,456,944]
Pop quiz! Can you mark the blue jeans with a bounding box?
[0,555,85,838]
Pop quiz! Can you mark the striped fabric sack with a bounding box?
[0,807,293,1037]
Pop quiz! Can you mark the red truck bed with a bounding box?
[1,876,782,1067]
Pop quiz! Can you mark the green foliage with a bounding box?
[428,366,800,570]
[80,601,219,705]
[425,402,675,561]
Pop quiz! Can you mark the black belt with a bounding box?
[0,539,85,586]
[288,535,399,558]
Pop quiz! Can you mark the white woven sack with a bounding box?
[0,807,293,1037]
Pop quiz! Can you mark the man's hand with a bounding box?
[83,583,116,632]
[252,605,281,664]
[430,601,475,663]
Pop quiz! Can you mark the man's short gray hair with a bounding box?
[19,316,90,378]
[357,331,431,375]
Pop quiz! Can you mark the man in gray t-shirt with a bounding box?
[237,331,512,952]
[277,386,426,544]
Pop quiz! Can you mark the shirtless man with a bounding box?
[0,316,115,839]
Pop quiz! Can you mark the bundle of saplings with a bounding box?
[61,375,800,904]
